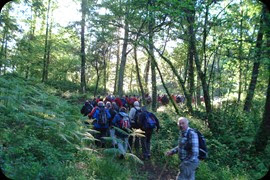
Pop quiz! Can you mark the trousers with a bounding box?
[176,160,199,180]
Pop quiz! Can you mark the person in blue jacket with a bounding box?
[112,107,131,159]
[92,101,111,148]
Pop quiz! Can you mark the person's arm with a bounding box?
[166,146,178,156]
[112,114,119,126]
[88,107,97,119]
[106,109,111,119]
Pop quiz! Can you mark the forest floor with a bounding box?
[139,160,177,180]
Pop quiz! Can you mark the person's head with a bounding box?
[134,101,140,107]
[120,107,127,113]
[178,117,189,131]
[106,101,111,108]
[98,101,105,107]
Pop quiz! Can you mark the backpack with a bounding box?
[81,103,93,116]
[119,114,131,129]
[144,112,156,129]
[132,108,142,127]
[97,107,108,125]
[186,129,208,160]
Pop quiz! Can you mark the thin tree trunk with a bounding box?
[187,0,212,127]
[0,32,6,75]
[144,57,150,90]
[3,38,7,75]
[144,47,180,115]
[42,0,51,82]
[153,46,193,113]
[94,58,100,97]
[114,33,121,94]
[243,6,265,112]
[238,0,244,102]
[45,15,53,81]
[253,20,270,150]
[148,0,157,112]
[117,12,129,97]
[80,0,87,93]
[129,64,133,92]
[134,45,146,105]
[196,75,201,106]
[254,65,270,152]
[187,35,195,110]
[103,50,107,94]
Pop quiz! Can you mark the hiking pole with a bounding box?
[158,158,168,180]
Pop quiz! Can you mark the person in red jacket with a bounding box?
[115,96,123,108]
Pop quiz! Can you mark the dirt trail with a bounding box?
[139,160,177,180]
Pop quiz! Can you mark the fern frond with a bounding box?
[125,153,144,165]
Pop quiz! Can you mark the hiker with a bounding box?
[166,117,199,180]
[91,101,111,148]
[139,107,160,160]
[112,107,131,159]
[128,101,142,153]
[121,95,128,108]
[145,93,152,105]
[90,97,98,107]
[106,101,118,147]
[80,100,93,116]
[161,94,169,105]
[115,96,123,108]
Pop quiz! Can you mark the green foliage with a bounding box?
[140,104,269,180]
[1,74,269,179]
[0,73,150,179]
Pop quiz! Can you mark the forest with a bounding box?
[0,0,269,179]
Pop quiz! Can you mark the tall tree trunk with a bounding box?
[253,23,270,151]
[114,32,121,94]
[0,32,6,75]
[188,0,212,126]
[153,46,193,113]
[117,12,129,97]
[187,36,195,110]
[94,58,100,97]
[103,49,107,94]
[3,38,7,75]
[80,0,87,93]
[196,75,201,106]
[254,65,270,152]
[45,15,53,81]
[42,0,51,82]
[243,6,265,112]
[148,0,157,112]
[144,47,180,115]
[238,0,244,102]
[134,45,146,105]
[129,64,133,92]
[144,57,150,90]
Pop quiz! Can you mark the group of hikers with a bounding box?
[80,94,160,160]
[81,94,207,180]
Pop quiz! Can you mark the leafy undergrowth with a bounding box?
[0,74,140,179]
[0,74,269,180]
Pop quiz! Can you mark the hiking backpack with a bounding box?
[132,108,142,126]
[81,103,93,116]
[119,115,131,129]
[144,112,157,129]
[186,129,208,160]
[97,107,108,125]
